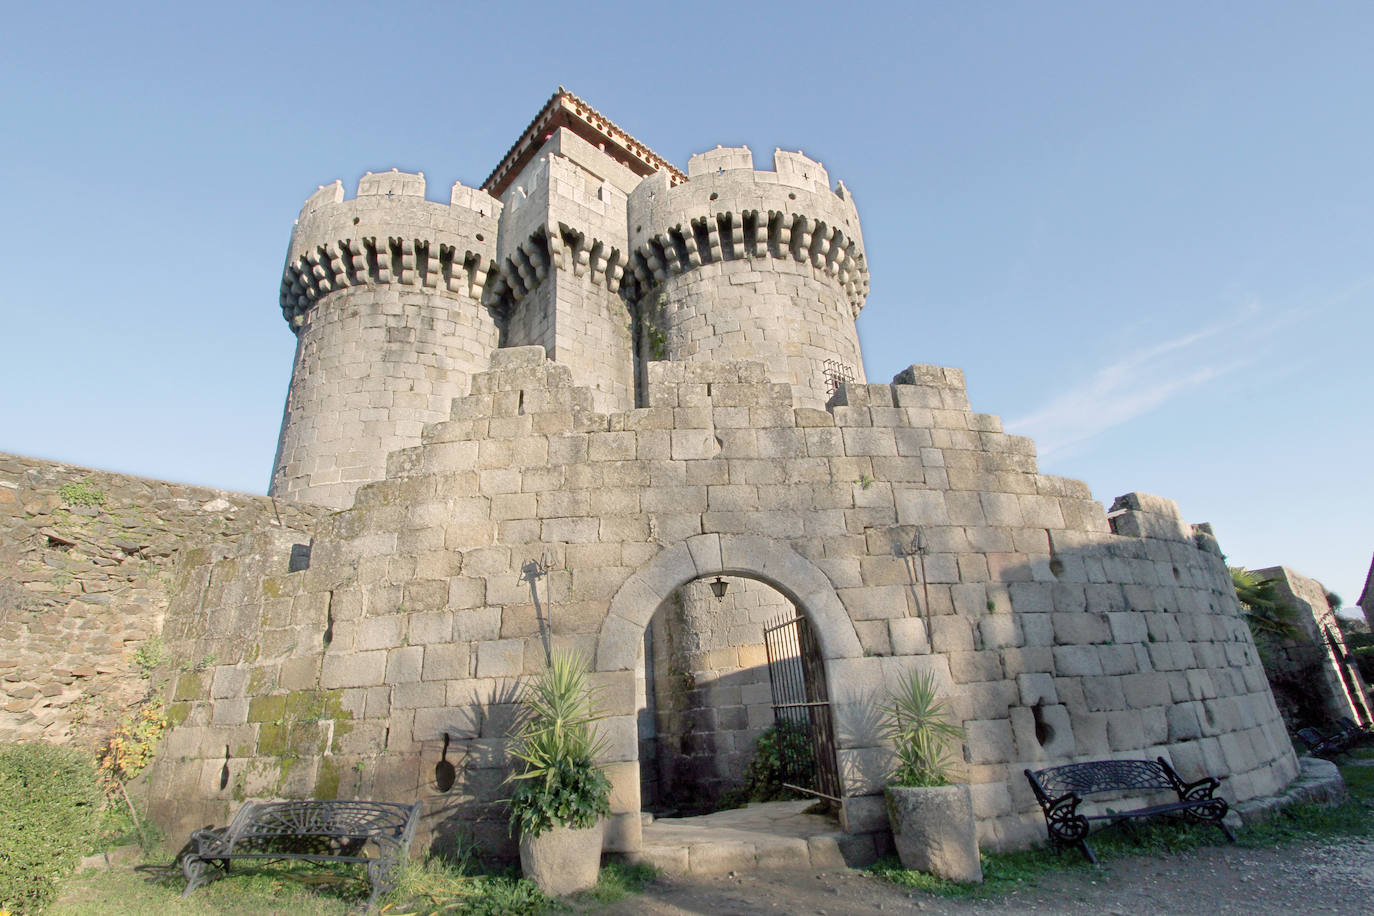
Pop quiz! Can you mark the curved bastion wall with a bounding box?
[270,171,504,508]
[625,148,869,406]
[147,349,1298,858]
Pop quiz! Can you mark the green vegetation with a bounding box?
[506,651,611,839]
[57,479,106,508]
[132,634,167,677]
[880,669,963,787]
[51,853,653,915]
[873,748,1374,900]
[1230,566,1301,641]
[0,742,103,913]
[720,718,816,808]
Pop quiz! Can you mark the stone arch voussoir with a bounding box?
[595,533,862,673]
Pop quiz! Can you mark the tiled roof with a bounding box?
[482,88,686,198]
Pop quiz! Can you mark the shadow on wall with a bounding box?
[819,518,1297,850]
[414,679,522,863]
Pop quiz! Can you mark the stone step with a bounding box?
[611,799,883,877]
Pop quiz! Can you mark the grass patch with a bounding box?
[52,860,360,915]
[871,844,1081,900]
[51,852,656,916]
[871,750,1374,900]
[570,861,658,906]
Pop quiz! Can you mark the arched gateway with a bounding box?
[593,535,865,846]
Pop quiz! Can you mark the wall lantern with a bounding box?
[709,577,729,601]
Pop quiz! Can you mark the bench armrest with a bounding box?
[1041,791,1089,844]
[188,826,232,857]
[1176,775,1220,802]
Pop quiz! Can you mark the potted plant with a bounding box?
[881,669,983,883]
[506,650,612,896]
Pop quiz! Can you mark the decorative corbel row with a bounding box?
[278,237,494,324]
[622,210,869,315]
[488,223,627,314]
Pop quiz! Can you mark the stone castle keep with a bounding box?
[135,89,1299,860]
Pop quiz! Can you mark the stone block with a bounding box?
[889,617,928,655]
[1052,645,1104,677]
[1082,676,1126,711]
[964,718,1014,764]
[1072,711,1110,757]
[1098,645,1139,676]
[392,681,446,709]
[840,794,891,834]
[947,650,1003,683]
[1017,673,1057,706]
[1052,611,1111,645]
[385,645,424,684]
[321,650,387,688]
[476,640,524,678]
[929,615,974,652]
[358,615,405,651]
[1122,672,1171,709]
[1019,613,1054,647]
[422,644,469,681]
[1106,710,1144,750]
[211,666,249,699]
[978,615,1020,650]
[894,488,948,526]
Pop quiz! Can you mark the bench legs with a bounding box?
[181,854,227,897]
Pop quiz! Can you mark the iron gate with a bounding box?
[762,612,842,802]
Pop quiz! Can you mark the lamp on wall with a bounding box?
[709,577,729,601]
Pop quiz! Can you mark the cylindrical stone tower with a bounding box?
[625,147,870,405]
[271,170,503,508]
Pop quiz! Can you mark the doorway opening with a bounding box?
[636,574,840,817]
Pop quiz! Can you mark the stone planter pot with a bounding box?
[886,784,983,883]
[519,820,604,896]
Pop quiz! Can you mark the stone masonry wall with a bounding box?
[146,348,1297,860]
[1252,565,1372,728]
[0,452,324,749]
[642,257,865,407]
[272,286,503,509]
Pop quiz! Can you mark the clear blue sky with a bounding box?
[3,1,1370,607]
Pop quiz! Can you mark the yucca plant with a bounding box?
[880,669,964,787]
[506,650,611,838]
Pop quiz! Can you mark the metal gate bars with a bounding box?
[762,612,842,802]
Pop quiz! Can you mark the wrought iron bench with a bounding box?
[1025,757,1233,863]
[181,800,421,910]
[1297,726,1350,760]
[1336,716,1374,747]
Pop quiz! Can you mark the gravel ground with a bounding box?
[596,837,1374,915]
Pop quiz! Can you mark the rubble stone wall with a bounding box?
[0,452,324,749]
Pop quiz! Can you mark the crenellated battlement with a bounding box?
[624,147,869,315]
[279,169,503,328]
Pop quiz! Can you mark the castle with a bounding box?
[140,89,1300,861]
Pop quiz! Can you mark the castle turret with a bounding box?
[271,170,502,508]
[625,147,870,405]
[480,91,683,412]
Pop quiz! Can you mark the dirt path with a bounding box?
[595,837,1374,915]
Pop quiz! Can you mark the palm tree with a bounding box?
[1231,567,1302,641]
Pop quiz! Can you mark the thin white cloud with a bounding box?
[1006,313,1261,457]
